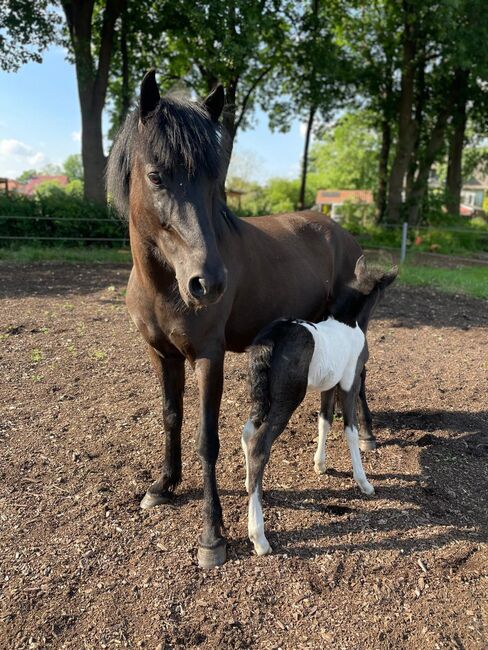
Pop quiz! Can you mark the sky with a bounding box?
[0,46,306,182]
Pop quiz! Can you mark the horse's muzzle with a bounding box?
[188,270,227,306]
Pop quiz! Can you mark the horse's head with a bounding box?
[108,70,230,308]
[330,256,398,329]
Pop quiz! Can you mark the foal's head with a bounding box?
[107,70,235,308]
[331,256,398,328]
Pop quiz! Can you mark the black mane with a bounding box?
[106,93,229,221]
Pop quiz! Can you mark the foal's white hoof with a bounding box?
[359,481,375,496]
[314,462,327,475]
[253,540,272,556]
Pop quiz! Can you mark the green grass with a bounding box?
[399,264,488,299]
[0,245,132,263]
[1,246,487,299]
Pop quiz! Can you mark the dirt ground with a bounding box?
[0,262,487,650]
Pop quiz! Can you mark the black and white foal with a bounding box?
[241,257,397,555]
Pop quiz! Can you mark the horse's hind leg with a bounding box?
[247,405,296,556]
[314,388,335,475]
[141,349,185,509]
[357,365,376,451]
[339,383,375,496]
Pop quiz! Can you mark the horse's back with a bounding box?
[224,211,362,351]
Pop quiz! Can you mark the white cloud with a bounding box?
[299,122,308,138]
[28,151,46,167]
[0,138,49,178]
[0,138,33,156]
[71,130,81,142]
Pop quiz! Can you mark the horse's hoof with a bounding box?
[140,491,172,510]
[197,539,227,569]
[314,462,327,475]
[359,439,376,452]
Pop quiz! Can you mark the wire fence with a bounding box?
[0,214,128,246]
[1,215,487,263]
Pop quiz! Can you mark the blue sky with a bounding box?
[0,46,305,182]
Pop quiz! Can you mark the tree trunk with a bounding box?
[405,50,426,207]
[386,1,417,223]
[120,6,130,124]
[446,70,469,216]
[377,117,391,222]
[80,107,107,204]
[407,109,450,224]
[62,0,124,205]
[298,104,316,210]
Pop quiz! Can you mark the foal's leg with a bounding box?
[195,345,226,569]
[357,366,376,451]
[247,408,296,556]
[339,383,375,496]
[314,388,335,475]
[141,348,185,509]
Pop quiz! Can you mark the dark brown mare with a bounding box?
[107,70,373,568]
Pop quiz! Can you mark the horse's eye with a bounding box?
[148,172,162,186]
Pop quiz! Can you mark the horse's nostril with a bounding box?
[188,276,208,298]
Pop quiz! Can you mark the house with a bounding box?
[460,177,486,215]
[315,189,374,220]
[18,175,69,196]
[0,178,23,194]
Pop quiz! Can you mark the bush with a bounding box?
[0,184,127,247]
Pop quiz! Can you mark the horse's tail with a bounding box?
[247,319,287,425]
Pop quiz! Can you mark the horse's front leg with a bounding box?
[141,347,185,509]
[195,345,226,569]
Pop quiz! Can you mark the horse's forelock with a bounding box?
[107,94,225,220]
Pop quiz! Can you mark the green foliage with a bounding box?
[309,111,379,191]
[0,1,60,71]
[63,154,84,182]
[0,184,126,246]
[231,177,316,216]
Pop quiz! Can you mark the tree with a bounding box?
[60,0,125,204]
[265,1,350,210]
[105,0,293,186]
[0,1,60,71]
[334,0,401,221]
[308,111,379,192]
[63,154,84,181]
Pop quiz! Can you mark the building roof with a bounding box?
[316,189,374,205]
[17,175,69,196]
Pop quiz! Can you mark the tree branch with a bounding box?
[234,65,273,132]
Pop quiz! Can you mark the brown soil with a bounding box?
[0,262,487,650]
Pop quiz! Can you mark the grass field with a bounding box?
[1,245,486,299]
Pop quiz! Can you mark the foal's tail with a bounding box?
[248,319,287,425]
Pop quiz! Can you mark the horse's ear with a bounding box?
[140,69,160,123]
[204,84,225,122]
[379,266,398,290]
[354,255,367,279]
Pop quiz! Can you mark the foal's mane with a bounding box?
[106,93,232,223]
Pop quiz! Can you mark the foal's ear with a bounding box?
[204,84,225,122]
[354,255,367,279]
[140,69,160,123]
[379,266,398,290]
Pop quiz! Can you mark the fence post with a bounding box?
[400,222,408,263]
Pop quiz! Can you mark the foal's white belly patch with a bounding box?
[299,319,365,392]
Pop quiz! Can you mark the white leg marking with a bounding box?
[248,487,272,556]
[241,419,256,493]
[345,425,375,495]
[314,415,330,475]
